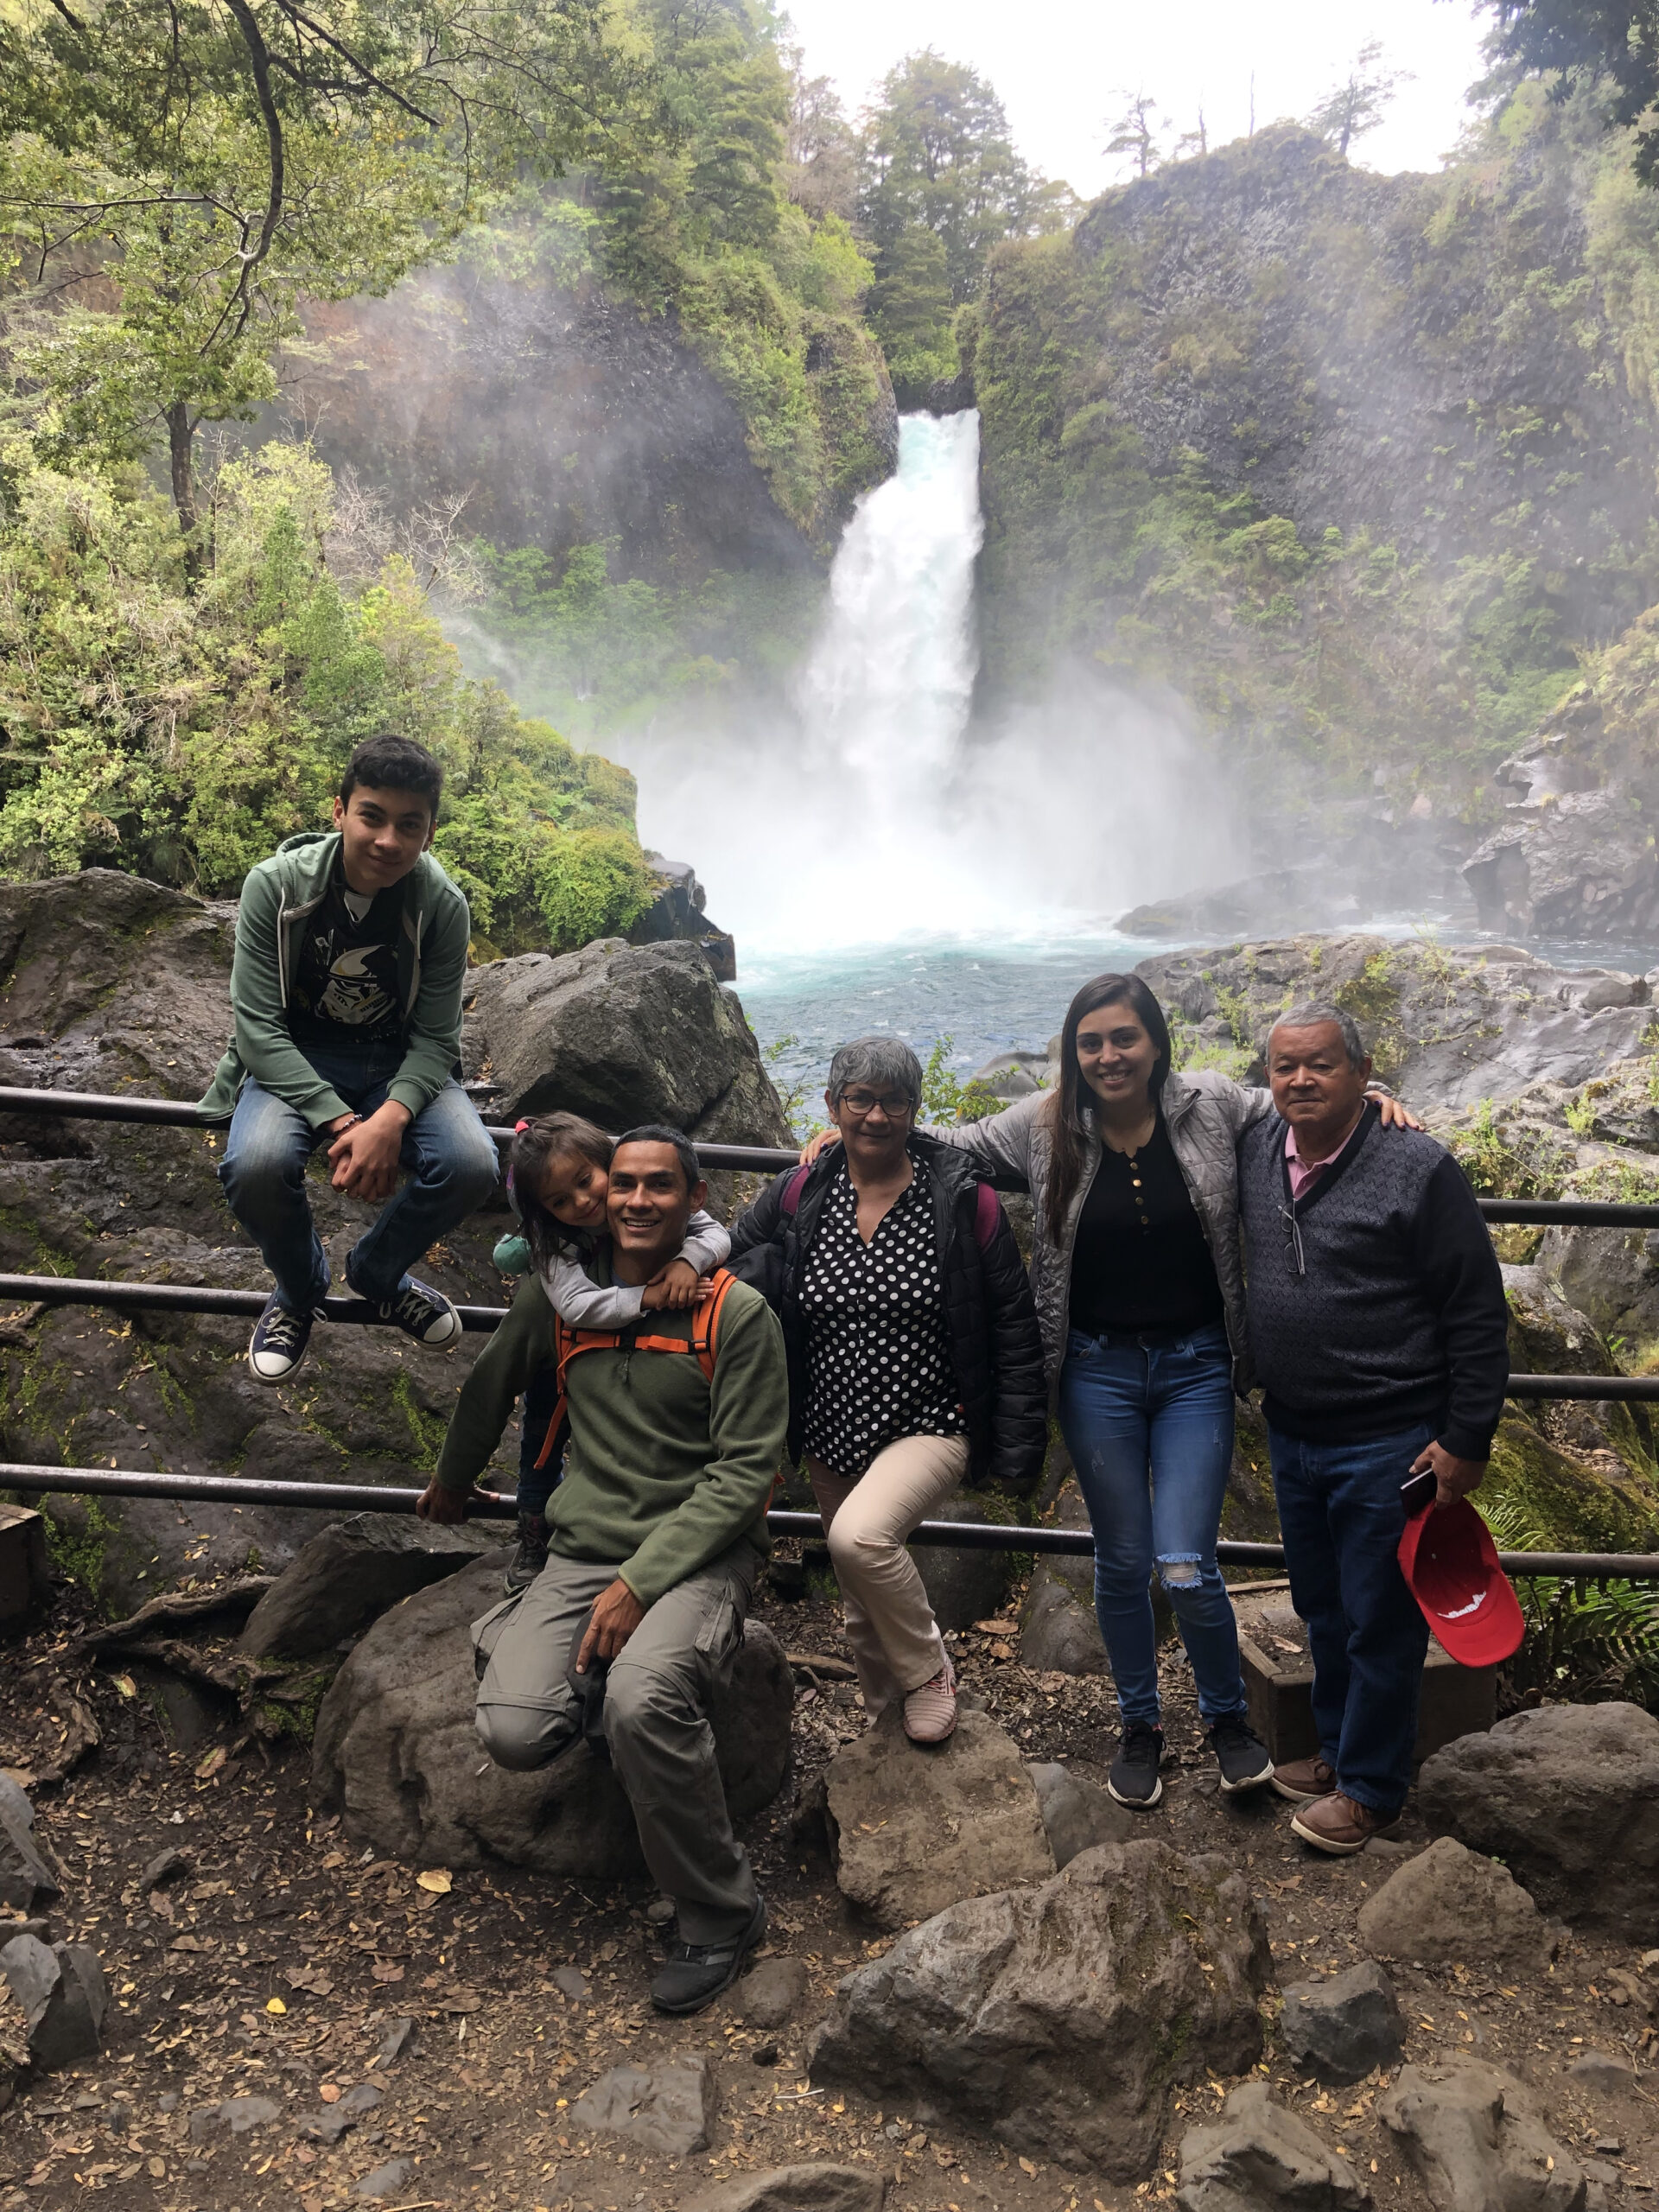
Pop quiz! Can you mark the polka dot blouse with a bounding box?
[798,1153,967,1478]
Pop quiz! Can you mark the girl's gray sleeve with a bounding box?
[540,1252,645,1328]
[921,1090,1042,1188]
[682,1210,733,1274]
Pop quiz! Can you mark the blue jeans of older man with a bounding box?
[1267,1421,1435,1816]
[218,1037,499,1314]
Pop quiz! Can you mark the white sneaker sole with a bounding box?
[248,1351,305,1383]
[1107,1772,1164,1809]
[1217,1761,1276,1796]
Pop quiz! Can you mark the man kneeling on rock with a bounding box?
[416,1126,788,2014]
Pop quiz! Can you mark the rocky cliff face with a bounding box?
[971,97,1659,931]
[0,874,786,1612]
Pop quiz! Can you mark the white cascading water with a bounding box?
[626,410,1237,956]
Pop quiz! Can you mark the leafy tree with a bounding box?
[1489,2,1659,183]
[866,225,955,390]
[857,51,1034,308]
[783,48,857,219]
[1303,40,1412,159]
[1176,110,1211,162]
[0,0,639,571]
[1105,92,1164,179]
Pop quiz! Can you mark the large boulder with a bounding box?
[1019,1478,1108,1677]
[0,1777,60,1914]
[808,1840,1271,2177]
[912,1494,1014,1632]
[1177,2080,1369,2211]
[310,1555,793,1872]
[1354,1836,1554,1973]
[820,1707,1053,1929]
[238,1514,505,1659]
[0,1935,106,2069]
[1416,1702,1659,1940]
[1463,780,1659,943]
[0,870,513,1611]
[1379,2056,1586,2212]
[1278,1962,1406,2086]
[460,938,790,1144]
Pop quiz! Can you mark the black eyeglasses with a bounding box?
[1280,1204,1306,1280]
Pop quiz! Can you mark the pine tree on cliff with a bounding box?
[1303,40,1412,159]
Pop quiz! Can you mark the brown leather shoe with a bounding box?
[1290,1791,1400,1855]
[1270,1755,1336,1804]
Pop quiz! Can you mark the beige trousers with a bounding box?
[808,1433,971,1718]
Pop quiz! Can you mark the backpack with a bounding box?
[531,1266,739,1471]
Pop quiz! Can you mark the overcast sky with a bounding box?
[781,0,1496,194]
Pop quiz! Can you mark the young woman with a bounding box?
[925,974,1416,1808]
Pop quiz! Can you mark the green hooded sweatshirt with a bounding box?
[196,830,473,1131]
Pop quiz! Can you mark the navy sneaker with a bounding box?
[1207,1713,1274,1794]
[650,1895,766,2017]
[1108,1721,1166,1808]
[248,1296,315,1384]
[356,1274,461,1348]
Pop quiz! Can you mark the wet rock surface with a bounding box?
[809,1840,1271,2177]
[311,1558,794,1872]
[819,1706,1052,1930]
[1417,1702,1659,1940]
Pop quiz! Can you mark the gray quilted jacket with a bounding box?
[928,1071,1275,1391]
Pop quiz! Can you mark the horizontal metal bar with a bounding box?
[1478,1198,1659,1228]
[0,1273,507,1332]
[7,1465,1659,1582]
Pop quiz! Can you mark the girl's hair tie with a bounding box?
[514,1119,531,1133]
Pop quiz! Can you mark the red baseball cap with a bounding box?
[1397,1498,1525,1668]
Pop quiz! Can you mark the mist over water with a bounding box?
[615,410,1240,962]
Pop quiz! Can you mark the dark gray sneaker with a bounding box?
[504,1510,549,1595]
[248,1295,315,1384]
[381,1276,461,1348]
[1108,1722,1166,1808]
[650,1896,766,2017]
[1207,1712,1274,1794]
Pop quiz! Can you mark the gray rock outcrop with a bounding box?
[1177,2080,1369,2210]
[1027,1760,1135,1868]
[238,1514,505,1659]
[1355,1836,1554,1971]
[1019,1477,1109,1677]
[1416,1702,1659,1940]
[820,1707,1053,1930]
[461,938,790,1143]
[809,1840,1271,2177]
[683,2164,887,2212]
[913,1493,1014,1631]
[571,2053,717,2158]
[311,1557,793,1872]
[1278,1961,1406,2084]
[0,1934,106,2069]
[1379,2056,1586,2212]
[0,1777,60,1914]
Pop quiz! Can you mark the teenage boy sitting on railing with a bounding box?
[198,734,499,1385]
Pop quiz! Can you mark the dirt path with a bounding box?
[3,1574,1656,2212]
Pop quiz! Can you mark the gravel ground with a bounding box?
[2,1560,1657,2212]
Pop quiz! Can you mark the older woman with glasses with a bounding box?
[730,1037,1046,1744]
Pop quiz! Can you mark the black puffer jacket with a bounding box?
[728,1135,1049,1497]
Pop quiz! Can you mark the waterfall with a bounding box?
[623,410,1238,957]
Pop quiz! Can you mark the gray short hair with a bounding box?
[826,1035,924,1111]
[1268,1001,1368,1068]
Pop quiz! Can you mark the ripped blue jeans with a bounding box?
[1059,1323,1248,1729]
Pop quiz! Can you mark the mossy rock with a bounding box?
[1484,1411,1659,1554]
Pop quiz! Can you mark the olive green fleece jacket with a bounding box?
[196,831,473,1132]
[435,1267,788,1609]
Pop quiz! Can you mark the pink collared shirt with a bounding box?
[1285,1109,1367,1201]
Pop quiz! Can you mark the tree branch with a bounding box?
[215,0,285,347]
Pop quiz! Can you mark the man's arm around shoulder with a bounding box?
[418,1274,554,1522]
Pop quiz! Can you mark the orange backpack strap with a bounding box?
[531,1269,739,1469]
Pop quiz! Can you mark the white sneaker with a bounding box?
[902,1653,958,1744]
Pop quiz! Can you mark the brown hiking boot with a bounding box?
[1290,1791,1399,1856]
[1270,1755,1336,1804]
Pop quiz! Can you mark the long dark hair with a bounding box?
[507,1112,614,1274]
[1044,972,1174,1240]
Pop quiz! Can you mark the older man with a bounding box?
[1236,1003,1509,1854]
[417,1125,788,2013]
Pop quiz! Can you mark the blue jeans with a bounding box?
[1058,1323,1247,1728]
[515,1363,563,1520]
[1268,1421,1434,1815]
[219,1039,499,1313]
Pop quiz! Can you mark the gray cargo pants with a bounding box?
[471,1541,761,1945]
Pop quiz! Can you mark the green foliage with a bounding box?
[1446,1099,1570,1199]
[1302,40,1411,158]
[0,437,648,950]
[41,1497,119,1603]
[919,1034,1005,1124]
[1483,1485,1659,1713]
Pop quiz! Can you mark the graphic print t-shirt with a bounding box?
[288,869,406,1047]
